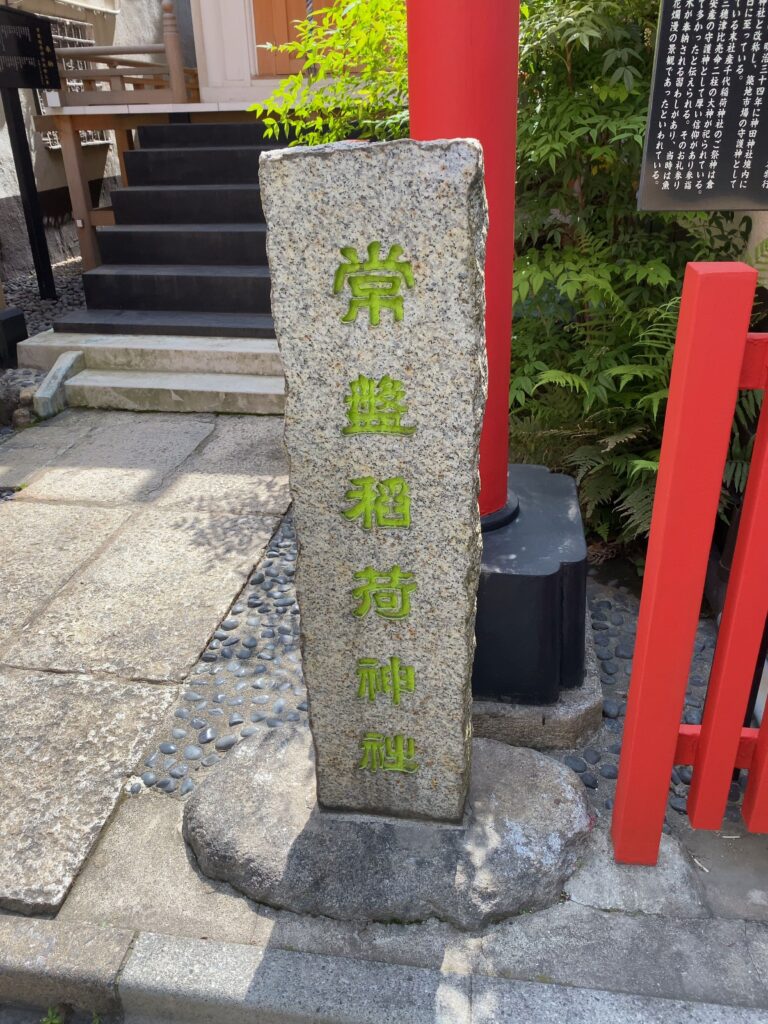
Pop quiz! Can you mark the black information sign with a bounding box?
[639,0,768,211]
[0,8,58,299]
[0,7,60,91]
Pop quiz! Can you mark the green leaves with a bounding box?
[250,0,756,547]
[511,0,754,543]
[251,0,408,146]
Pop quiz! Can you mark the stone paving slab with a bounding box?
[154,415,289,515]
[565,825,708,918]
[0,411,101,488]
[59,793,274,946]
[57,791,768,1013]
[471,977,768,1024]
[480,901,768,1009]
[0,502,130,640]
[0,917,132,1016]
[5,509,279,683]
[683,829,768,921]
[119,934,472,1024]
[0,669,176,914]
[58,792,481,971]
[16,411,214,505]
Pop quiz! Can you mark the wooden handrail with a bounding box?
[49,1,188,105]
[55,45,165,59]
[58,66,170,80]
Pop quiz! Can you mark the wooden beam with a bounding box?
[55,45,165,59]
[54,89,176,106]
[55,116,100,271]
[58,66,170,80]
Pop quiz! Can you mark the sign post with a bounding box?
[0,7,60,300]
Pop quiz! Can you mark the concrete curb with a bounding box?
[2,918,768,1024]
[32,350,84,420]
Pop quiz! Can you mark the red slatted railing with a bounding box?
[612,262,768,865]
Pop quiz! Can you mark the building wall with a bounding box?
[0,0,164,280]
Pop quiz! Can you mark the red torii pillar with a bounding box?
[406,0,520,517]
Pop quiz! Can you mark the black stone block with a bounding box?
[0,308,27,369]
[473,464,587,705]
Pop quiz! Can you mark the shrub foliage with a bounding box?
[256,0,755,543]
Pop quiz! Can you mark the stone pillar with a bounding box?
[260,139,487,823]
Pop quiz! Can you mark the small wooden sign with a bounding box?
[639,0,768,211]
[0,7,60,91]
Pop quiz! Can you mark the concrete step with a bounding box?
[124,146,270,187]
[137,121,289,149]
[83,264,271,314]
[18,330,282,376]
[97,224,267,266]
[53,308,274,338]
[64,368,285,415]
[111,184,264,225]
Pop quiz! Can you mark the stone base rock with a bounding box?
[183,728,592,931]
[472,621,602,750]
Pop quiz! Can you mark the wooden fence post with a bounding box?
[163,2,188,103]
[56,116,100,271]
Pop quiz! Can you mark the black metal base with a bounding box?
[472,464,587,706]
[480,493,519,532]
[0,308,27,369]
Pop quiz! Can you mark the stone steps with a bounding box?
[82,264,271,314]
[137,121,277,148]
[18,331,282,376]
[53,308,274,338]
[48,121,283,412]
[124,145,272,187]
[64,368,285,415]
[96,224,267,266]
[111,184,264,226]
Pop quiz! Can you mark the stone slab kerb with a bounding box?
[259,138,488,822]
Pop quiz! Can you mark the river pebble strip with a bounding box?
[563,576,738,834]
[133,525,731,829]
[129,514,309,799]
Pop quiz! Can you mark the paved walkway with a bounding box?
[2,411,768,1023]
[0,410,289,913]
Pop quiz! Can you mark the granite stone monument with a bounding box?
[259,138,487,822]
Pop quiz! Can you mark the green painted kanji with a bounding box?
[356,656,416,705]
[342,374,415,436]
[359,733,419,774]
[352,565,417,620]
[343,476,411,529]
[333,242,414,325]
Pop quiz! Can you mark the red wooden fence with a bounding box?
[612,262,768,865]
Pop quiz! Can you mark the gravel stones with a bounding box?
[134,516,309,798]
[184,728,592,930]
[260,138,488,823]
[563,581,722,828]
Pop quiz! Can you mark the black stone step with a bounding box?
[97,224,267,266]
[137,122,290,149]
[111,185,263,225]
[125,146,273,187]
[83,265,271,314]
[53,308,275,338]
